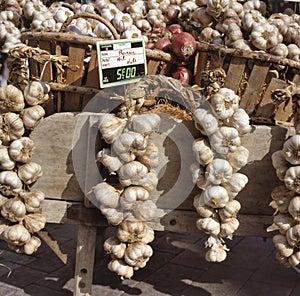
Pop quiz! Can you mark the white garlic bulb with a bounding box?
[202,185,229,208]
[103,236,126,259]
[0,145,15,170]
[205,158,233,185]
[130,113,161,134]
[124,241,153,269]
[21,105,45,130]
[193,108,219,136]
[192,138,214,166]
[9,137,35,163]
[17,162,43,185]
[93,182,121,208]
[284,166,300,194]
[282,135,300,165]
[196,217,220,235]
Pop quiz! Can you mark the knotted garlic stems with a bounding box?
[192,87,251,262]
[0,81,49,255]
[94,112,163,279]
[270,134,300,270]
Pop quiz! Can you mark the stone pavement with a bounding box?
[0,223,299,296]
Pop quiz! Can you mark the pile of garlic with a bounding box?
[0,80,50,255]
[191,86,251,262]
[92,111,165,279]
[270,134,300,269]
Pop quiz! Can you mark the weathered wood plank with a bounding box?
[224,57,246,92]
[146,60,160,75]
[240,62,270,114]
[193,51,208,85]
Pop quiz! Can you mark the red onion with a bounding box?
[166,24,184,36]
[154,36,172,52]
[170,32,197,60]
[171,65,192,85]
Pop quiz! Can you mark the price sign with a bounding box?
[96,38,147,88]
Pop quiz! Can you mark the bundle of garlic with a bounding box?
[269,134,300,270]
[0,81,49,255]
[91,111,164,278]
[191,86,251,262]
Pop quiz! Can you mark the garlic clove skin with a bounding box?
[192,138,214,166]
[0,112,25,145]
[226,146,249,172]
[100,207,124,226]
[137,140,160,169]
[282,135,300,165]
[205,245,227,263]
[120,186,149,210]
[272,234,294,258]
[118,161,148,187]
[193,194,215,218]
[0,84,25,113]
[284,166,300,194]
[205,158,233,185]
[96,148,124,173]
[21,105,45,130]
[130,113,161,134]
[193,108,219,136]
[1,197,26,222]
[219,200,241,221]
[190,163,207,190]
[23,213,46,233]
[23,81,50,106]
[19,190,45,213]
[22,236,41,255]
[0,145,15,170]
[124,241,153,269]
[286,224,300,248]
[272,150,290,181]
[196,217,220,236]
[288,251,300,267]
[222,172,248,199]
[288,196,300,222]
[1,224,31,246]
[133,200,164,222]
[93,182,121,209]
[202,185,229,208]
[0,171,23,196]
[220,217,240,239]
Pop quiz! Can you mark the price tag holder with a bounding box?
[96,38,147,88]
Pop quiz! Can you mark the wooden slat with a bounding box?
[239,62,270,114]
[74,224,97,296]
[64,45,86,111]
[224,57,246,92]
[147,60,161,75]
[28,39,39,79]
[193,51,208,85]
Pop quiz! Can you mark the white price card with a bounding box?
[96,38,147,88]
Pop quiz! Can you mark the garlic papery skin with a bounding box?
[112,12,133,33]
[0,84,25,113]
[17,162,43,185]
[192,138,214,166]
[137,140,160,169]
[100,3,120,22]
[190,163,207,190]
[210,126,241,156]
[272,150,290,181]
[98,114,127,144]
[219,200,241,221]
[93,22,114,39]
[284,166,300,194]
[228,108,252,135]
[103,236,126,259]
[120,186,149,210]
[288,196,300,222]
[0,112,25,144]
[282,135,300,165]
[19,190,45,213]
[21,105,45,130]
[0,145,15,170]
[267,213,296,234]
[130,114,161,135]
[226,145,249,172]
[0,171,22,196]
[96,148,123,173]
[202,185,229,208]
[108,259,134,279]
[210,87,240,120]
[9,137,35,163]
[93,182,121,208]
[117,218,154,244]
[23,81,50,106]
[100,207,124,226]
[205,244,227,262]
[124,241,153,269]
[118,161,148,187]
[23,213,46,233]
[286,224,300,248]
[2,223,31,246]
[270,186,295,214]
[242,10,266,32]
[289,251,300,267]
[22,236,41,255]
[193,108,219,136]
[205,158,233,185]
[1,197,26,222]
[272,234,294,258]
[222,172,248,199]
[193,194,215,218]
[206,0,230,19]
[196,217,220,236]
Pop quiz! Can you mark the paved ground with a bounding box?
[0,223,299,296]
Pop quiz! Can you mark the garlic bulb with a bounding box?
[117,218,154,244]
[242,10,266,32]
[19,190,45,213]
[108,259,134,279]
[192,138,214,166]
[98,114,127,144]
[205,158,233,185]
[191,163,207,189]
[196,217,220,235]
[284,166,300,194]
[93,182,121,208]
[23,81,50,106]
[272,150,290,181]
[0,171,22,196]
[133,200,164,221]
[112,13,133,33]
[282,135,300,165]
[2,223,31,246]
[97,148,123,173]
[22,236,41,255]
[202,185,229,208]
[270,186,295,214]
[226,146,249,172]
[0,112,25,144]
[288,196,300,222]
[9,137,36,163]
[193,194,215,217]
[130,113,161,134]
[267,213,296,234]
[120,186,149,210]
[21,105,45,130]
[124,241,153,269]
[273,234,294,258]
[1,197,26,222]
[206,0,230,19]
[210,126,241,156]
[222,172,248,199]
[220,217,239,239]
[137,140,159,169]
[100,207,124,226]
[229,108,252,135]
[193,108,219,136]
[118,161,148,187]
[17,162,43,185]
[286,224,300,248]
[205,244,227,262]
[219,200,241,221]
[289,251,300,267]
[103,236,126,259]
[23,213,46,233]
[0,145,15,170]
[0,84,25,113]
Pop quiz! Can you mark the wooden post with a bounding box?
[74,224,97,296]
